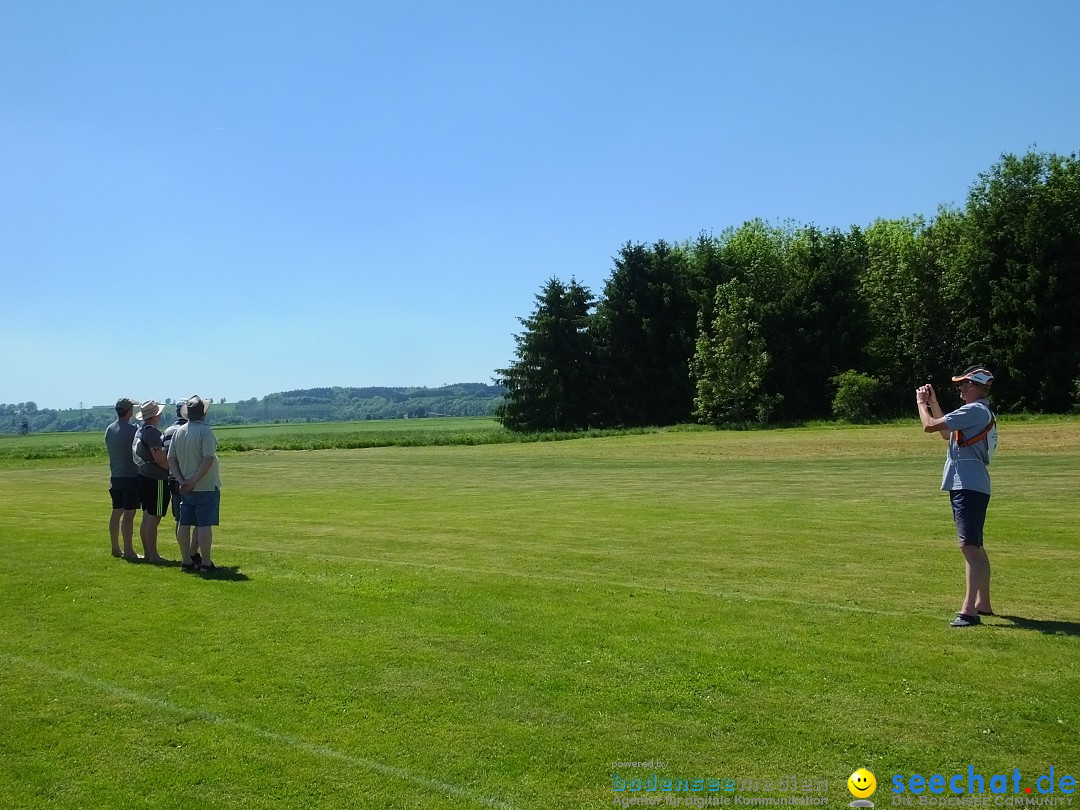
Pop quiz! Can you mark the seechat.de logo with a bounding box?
[890,766,1076,801]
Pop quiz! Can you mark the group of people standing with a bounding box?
[103,369,997,609]
[105,395,221,573]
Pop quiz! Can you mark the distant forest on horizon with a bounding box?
[0,383,506,435]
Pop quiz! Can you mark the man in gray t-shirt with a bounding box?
[132,400,171,563]
[168,395,221,571]
[105,397,140,559]
[916,366,997,628]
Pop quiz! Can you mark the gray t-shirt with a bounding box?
[941,400,994,495]
[167,420,221,492]
[105,419,139,478]
[133,423,169,481]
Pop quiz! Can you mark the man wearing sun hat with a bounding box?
[167,395,220,572]
[105,397,140,559]
[915,366,998,628]
[132,400,170,563]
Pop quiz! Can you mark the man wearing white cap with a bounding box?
[132,400,170,563]
[916,366,998,628]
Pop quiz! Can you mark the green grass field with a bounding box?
[0,417,507,461]
[0,417,673,461]
[1,420,1078,808]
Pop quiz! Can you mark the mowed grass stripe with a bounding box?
[215,438,1076,620]
[0,651,516,809]
[1,423,1078,807]
[226,543,930,618]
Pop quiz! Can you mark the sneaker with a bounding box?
[950,613,981,627]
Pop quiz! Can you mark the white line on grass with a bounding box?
[0,651,515,810]
[226,544,928,619]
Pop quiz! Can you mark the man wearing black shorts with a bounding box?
[105,397,140,559]
[133,400,171,563]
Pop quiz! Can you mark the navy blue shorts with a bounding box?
[179,488,221,528]
[109,477,140,511]
[950,489,990,548]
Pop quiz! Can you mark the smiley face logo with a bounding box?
[848,768,877,799]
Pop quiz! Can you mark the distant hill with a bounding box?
[0,384,506,434]
[219,383,505,424]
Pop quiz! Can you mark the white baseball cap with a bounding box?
[951,366,994,386]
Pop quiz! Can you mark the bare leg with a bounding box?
[177,524,194,565]
[196,526,213,566]
[140,513,163,562]
[973,547,992,614]
[120,510,137,559]
[109,509,124,556]
[960,545,990,616]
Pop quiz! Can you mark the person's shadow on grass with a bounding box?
[997,615,1080,637]
[118,558,249,581]
[196,565,249,582]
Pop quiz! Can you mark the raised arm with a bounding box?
[916,384,950,440]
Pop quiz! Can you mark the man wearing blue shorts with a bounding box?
[167,395,220,572]
[105,397,140,559]
[916,366,997,627]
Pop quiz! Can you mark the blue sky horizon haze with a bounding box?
[2,1,1078,410]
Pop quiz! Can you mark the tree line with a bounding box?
[496,150,1080,431]
[0,384,506,435]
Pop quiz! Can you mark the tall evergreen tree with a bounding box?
[769,225,869,420]
[593,241,700,426]
[495,278,598,431]
[685,230,736,327]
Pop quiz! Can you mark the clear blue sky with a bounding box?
[3,1,1077,410]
